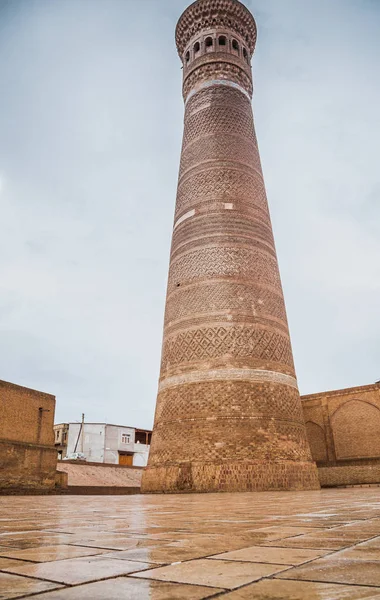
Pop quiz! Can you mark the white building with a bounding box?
[58,423,151,467]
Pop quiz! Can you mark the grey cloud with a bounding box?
[0,0,379,426]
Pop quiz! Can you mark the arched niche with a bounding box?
[305,421,327,463]
[331,399,380,460]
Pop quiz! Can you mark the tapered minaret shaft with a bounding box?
[142,0,319,493]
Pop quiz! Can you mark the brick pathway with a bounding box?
[1,489,380,598]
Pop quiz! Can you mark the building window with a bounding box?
[205,37,213,51]
[121,433,131,444]
[218,36,226,47]
[243,47,248,62]
[185,51,190,63]
[194,41,200,54]
[232,39,239,53]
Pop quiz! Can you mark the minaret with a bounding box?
[142,0,319,493]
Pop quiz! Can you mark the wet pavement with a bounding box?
[1,488,380,599]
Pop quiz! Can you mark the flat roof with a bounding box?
[54,422,152,432]
[0,379,55,399]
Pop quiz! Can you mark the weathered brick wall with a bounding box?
[0,441,57,491]
[302,383,380,487]
[0,380,57,491]
[0,380,55,446]
[305,421,327,463]
[57,462,143,487]
[319,463,380,487]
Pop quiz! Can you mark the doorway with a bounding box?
[119,453,133,466]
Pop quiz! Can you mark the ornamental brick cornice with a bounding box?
[183,50,251,81]
[302,382,380,401]
[176,0,257,57]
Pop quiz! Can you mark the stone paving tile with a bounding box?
[0,572,62,599]
[210,545,330,565]
[103,536,271,565]
[264,535,358,550]
[1,490,380,598]
[5,556,153,585]
[138,532,268,551]
[67,536,160,550]
[0,533,75,549]
[219,579,380,599]
[307,529,378,542]
[0,557,33,570]
[103,545,214,564]
[276,558,380,587]
[0,544,108,562]
[26,577,222,599]
[247,526,318,540]
[270,518,350,528]
[333,537,380,560]
[133,558,286,589]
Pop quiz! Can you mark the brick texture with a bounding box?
[142,0,319,493]
[56,462,143,487]
[302,383,380,487]
[0,380,57,491]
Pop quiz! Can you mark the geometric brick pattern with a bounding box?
[164,281,288,325]
[183,105,256,147]
[171,213,275,256]
[185,84,252,116]
[161,326,294,372]
[183,61,254,100]
[167,246,282,292]
[154,381,306,428]
[142,0,319,493]
[149,418,313,465]
[176,167,269,216]
[179,132,260,178]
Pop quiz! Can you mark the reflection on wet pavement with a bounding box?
[1,488,380,599]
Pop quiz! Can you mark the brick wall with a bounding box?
[302,383,380,487]
[0,380,57,492]
[0,380,55,446]
[56,462,143,487]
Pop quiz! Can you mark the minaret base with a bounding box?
[141,460,320,494]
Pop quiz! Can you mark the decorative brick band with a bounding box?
[142,461,320,494]
[175,0,257,57]
[185,79,251,105]
[173,209,196,230]
[159,368,298,392]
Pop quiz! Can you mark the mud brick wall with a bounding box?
[0,441,57,491]
[57,462,143,487]
[318,463,380,487]
[0,380,55,446]
[302,383,380,487]
[0,379,57,491]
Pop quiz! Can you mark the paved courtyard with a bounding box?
[1,489,380,599]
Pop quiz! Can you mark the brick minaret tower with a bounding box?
[142,0,319,493]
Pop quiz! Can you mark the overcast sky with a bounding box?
[0,0,379,429]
